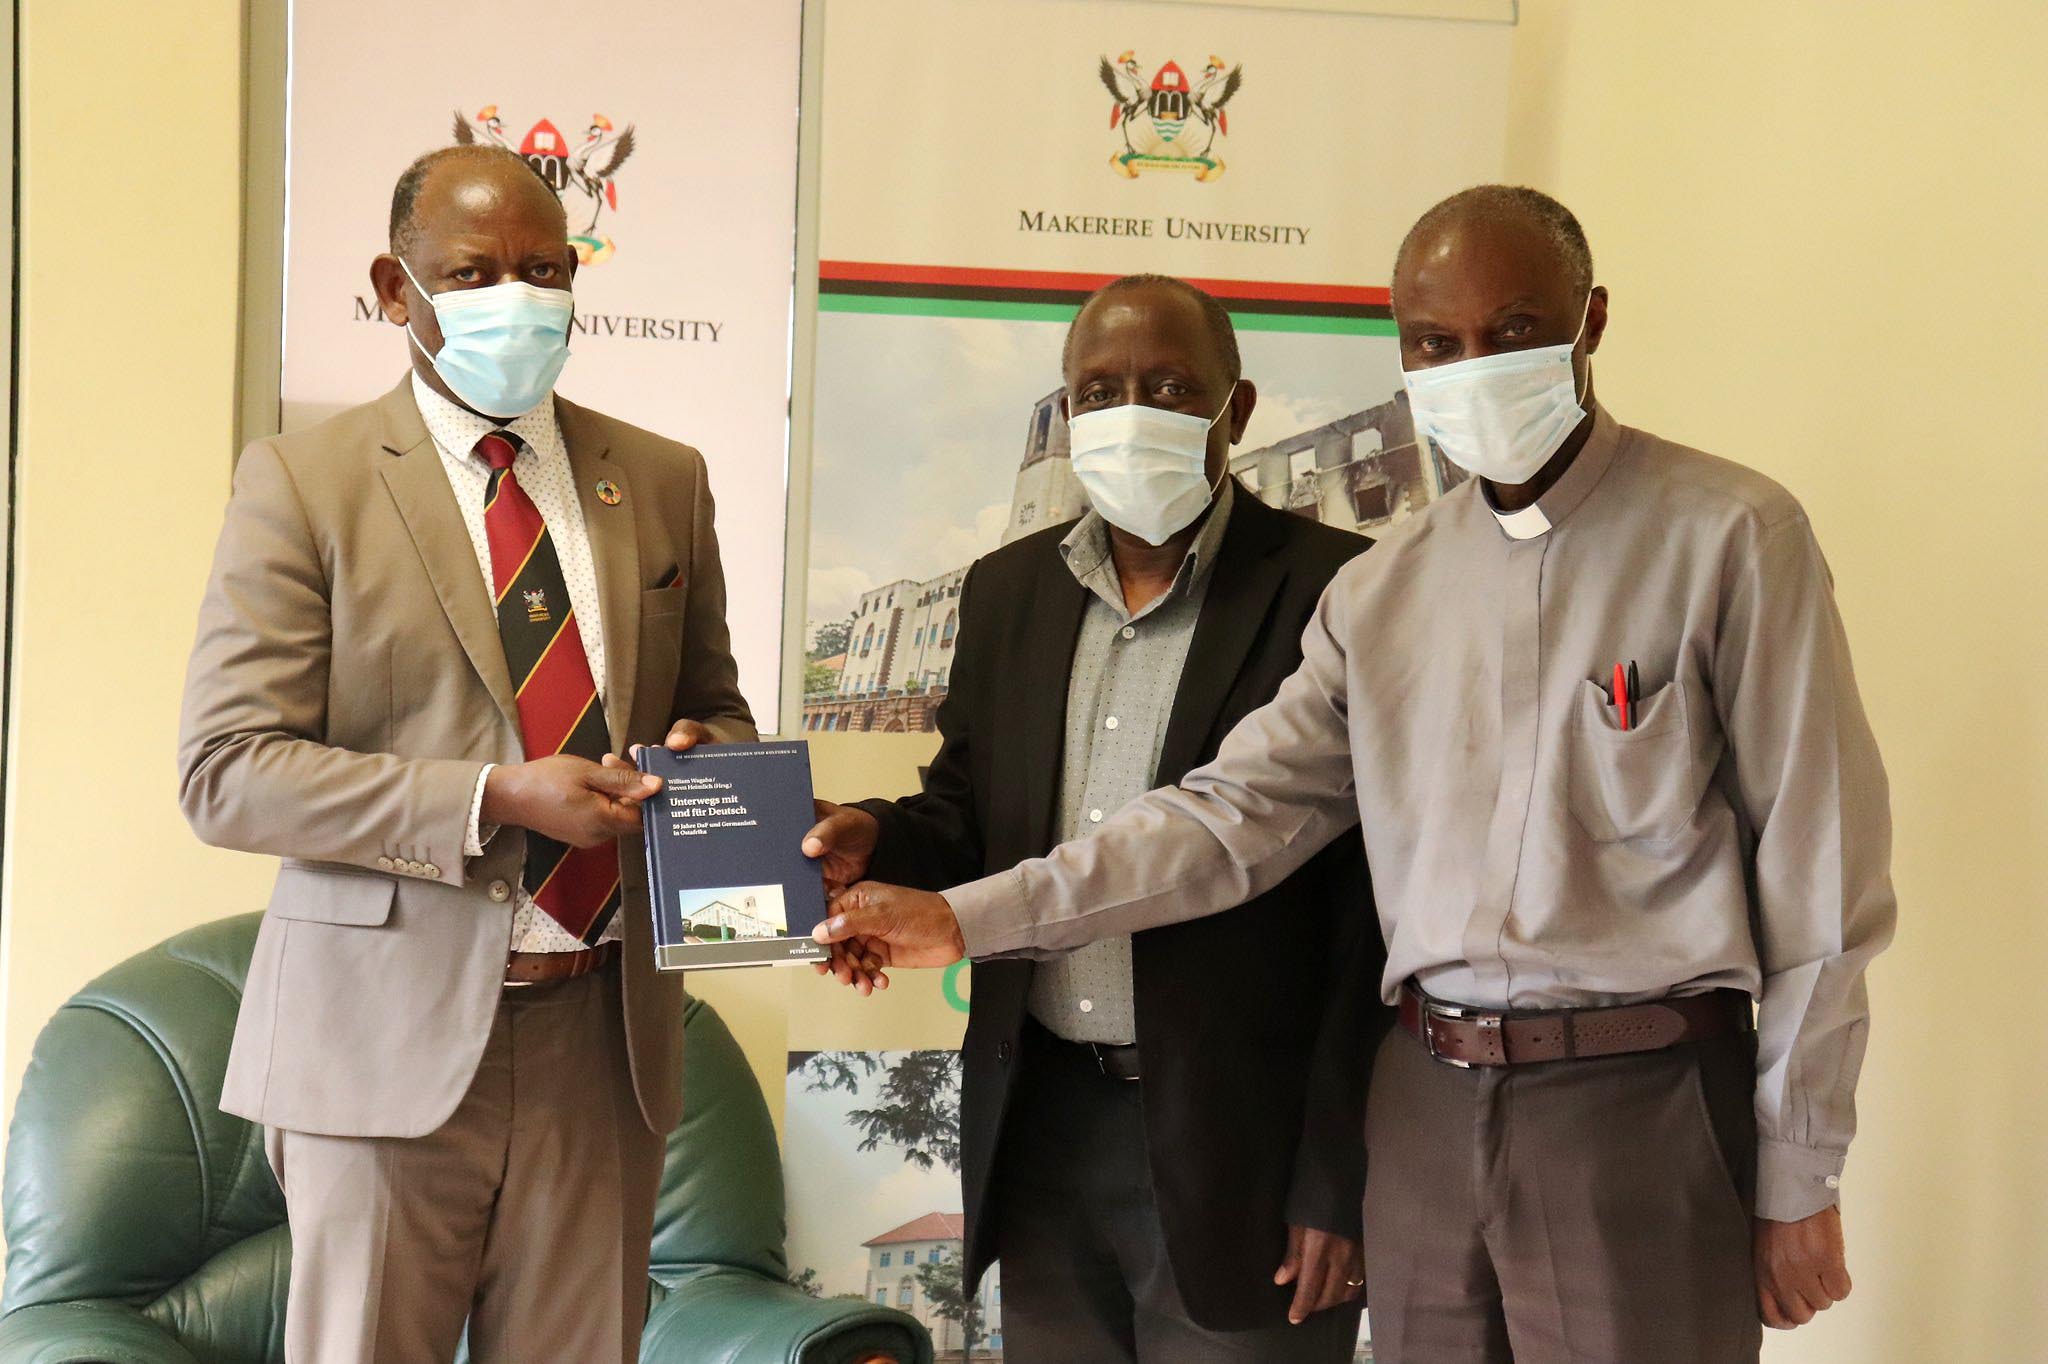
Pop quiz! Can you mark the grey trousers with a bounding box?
[266,966,667,1364]
[991,1021,1363,1363]
[1362,1024,1763,1364]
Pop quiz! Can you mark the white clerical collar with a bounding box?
[1492,501,1554,540]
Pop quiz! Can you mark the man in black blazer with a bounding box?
[805,275,1387,1361]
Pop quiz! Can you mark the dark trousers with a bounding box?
[990,1020,1362,1364]
[1362,1024,1763,1364]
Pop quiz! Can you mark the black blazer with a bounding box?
[856,492,1391,1331]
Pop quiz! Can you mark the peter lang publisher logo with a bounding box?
[1097,51,1242,181]
[455,103,637,265]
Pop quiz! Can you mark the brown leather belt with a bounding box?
[505,940,620,987]
[1399,979,1749,1068]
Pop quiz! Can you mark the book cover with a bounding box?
[637,740,829,970]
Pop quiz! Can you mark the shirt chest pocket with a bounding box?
[1567,677,1722,843]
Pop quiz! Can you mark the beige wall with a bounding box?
[3,2,2043,1355]
[1502,4,2048,1359]
[1,1,267,1126]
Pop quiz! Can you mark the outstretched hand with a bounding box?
[801,800,880,896]
[809,881,968,993]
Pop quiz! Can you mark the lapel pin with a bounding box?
[596,479,622,506]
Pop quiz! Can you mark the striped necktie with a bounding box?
[477,430,622,944]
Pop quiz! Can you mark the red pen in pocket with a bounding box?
[1612,662,1632,731]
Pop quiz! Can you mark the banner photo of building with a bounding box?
[281,0,802,725]
[784,1050,1004,1359]
[800,0,1510,734]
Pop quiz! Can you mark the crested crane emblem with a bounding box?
[454,104,638,265]
[1098,52,1241,181]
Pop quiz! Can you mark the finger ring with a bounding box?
[1345,1277,1365,1288]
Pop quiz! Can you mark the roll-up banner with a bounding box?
[800,0,1511,736]
[280,0,803,726]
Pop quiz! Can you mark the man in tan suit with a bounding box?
[178,144,755,1362]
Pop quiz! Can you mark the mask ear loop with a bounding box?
[397,257,439,362]
[1568,289,1593,407]
[1203,380,1242,498]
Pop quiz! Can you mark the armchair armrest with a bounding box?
[640,1269,932,1364]
[0,1302,202,1364]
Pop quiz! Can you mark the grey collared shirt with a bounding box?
[951,409,1895,1221]
[1027,481,1236,1044]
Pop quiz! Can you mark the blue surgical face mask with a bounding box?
[401,259,574,419]
[1401,292,1593,485]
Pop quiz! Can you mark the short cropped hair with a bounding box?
[1392,185,1594,304]
[1062,274,1243,384]
[388,145,558,256]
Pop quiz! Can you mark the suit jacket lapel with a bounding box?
[1017,549,1089,856]
[374,379,522,736]
[1156,495,1290,783]
[557,396,640,750]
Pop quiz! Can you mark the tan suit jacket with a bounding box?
[179,377,756,1139]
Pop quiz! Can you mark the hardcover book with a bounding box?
[636,740,829,970]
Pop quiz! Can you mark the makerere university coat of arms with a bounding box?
[1099,52,1241,180]
[453,104,636,265]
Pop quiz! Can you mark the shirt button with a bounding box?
[996,1041,1013,1062]
[376,856,394,871]
[1078,999,1095,1013]
[422,863,441,880]
[488,880,512,903]
[1104,716,1119,731]
[1088,808,1103,823]
[1120,626,1136,640]
[1823,1174,1841,1190]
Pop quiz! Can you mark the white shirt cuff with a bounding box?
[1756,1138,1846,1222]
[466,764,497,858]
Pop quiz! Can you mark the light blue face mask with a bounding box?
[401,259,574,419]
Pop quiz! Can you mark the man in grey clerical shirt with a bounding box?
[815,186,1897,1364]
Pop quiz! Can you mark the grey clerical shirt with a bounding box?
[951,408,1895,1222]
[1028,480,1236,1044]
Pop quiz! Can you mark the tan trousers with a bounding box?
[1361,1024,1763,1364]
[266,966,666,1364]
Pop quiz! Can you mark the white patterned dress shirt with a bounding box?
[411,373,620,953]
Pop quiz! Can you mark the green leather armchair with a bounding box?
[0,913,931,1364]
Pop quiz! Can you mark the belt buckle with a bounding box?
[1087,1042,1139,1083]
[1421,997,1476,1069]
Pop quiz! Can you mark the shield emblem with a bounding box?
[519,118,571,192]
[1149,60,1191,140]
